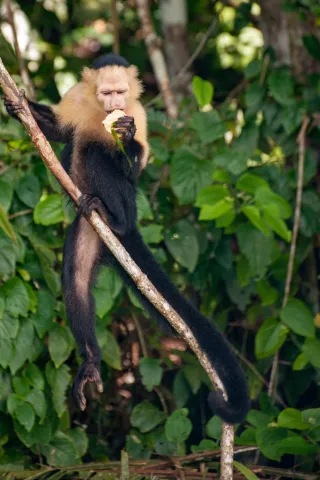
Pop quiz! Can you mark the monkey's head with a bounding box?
[81,54,143,114]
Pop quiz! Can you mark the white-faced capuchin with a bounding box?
[4,54,249,424]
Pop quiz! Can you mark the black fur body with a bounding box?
[4,54,250,424]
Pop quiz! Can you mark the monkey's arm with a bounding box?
[4,97,72,143]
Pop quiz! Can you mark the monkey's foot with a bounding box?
[73,361,103,411]
[3,90,25,117]
[78,194,109,223]
[114,115,136,143]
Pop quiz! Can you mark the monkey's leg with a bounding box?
[62,216,103,410]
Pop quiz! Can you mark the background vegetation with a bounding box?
[0,0,320,477]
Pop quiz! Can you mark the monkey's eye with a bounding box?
[117,90,125,95]
[102,91,111,96]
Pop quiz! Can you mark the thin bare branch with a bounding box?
[5,0,35,100]
[0,57,234,476]
[268,116,310,399]
[135,0,178,119]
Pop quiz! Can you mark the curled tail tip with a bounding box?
[207,391,250,424]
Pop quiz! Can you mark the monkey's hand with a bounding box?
[73,361,103,411]
[3,90,26,118]
[113,115,136,144]
[78,194,109,224]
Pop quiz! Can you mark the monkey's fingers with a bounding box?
[73,362,103,411]
[3,97,24,116]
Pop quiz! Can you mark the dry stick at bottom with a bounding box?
[0,58,234,478]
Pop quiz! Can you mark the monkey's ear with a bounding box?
[127,66,143,100]
[82,67,98,85]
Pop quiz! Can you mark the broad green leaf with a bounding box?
[302,339,320,368]
[278,409,310,430]
[9,319,35,374]
[268,69,295,105]
[255,186,292,219]
[173,371,191,409]
[66,428,88,458]
[45,363,71,418]
[3,277,29,318]
[25,389,47,421]
[16,174,41,208]
[0,204,16,241]
[191,110,226,144]
[196,185,230,207]
[14,418,52,448]
[245,82,266,108]
[191,439,218,453]
[130,401,165,433]
[12,376,30,397]
[165,409,192,443]
[236,173,269,195]
[234,461,259,480]
[171,147,214,205]
[292,353,308,371]
[149,138,169,163]
[2,313,19,338]
[255,318,288,359]
[14,403,35,432]
[34,194,64,226]
[262,204,291,242]
[40,431,78,466]
[244,59,262,79]
[279,434,317,456]
[280,298,315,338]
[199,198,234,221]
[139,358,163,392]
[23,364,45,390]
[94,267,123,318]
[206,416,222,440]
[256,427,288,461]
[0,337,13,368]
[237,224,274,277]
[136,190,154,220]
[164,220,199,272]
[100,330,121,370]
[215,148,248,176]
[32,290,55,338]
[182,364,202,395]
[241,205,270,236]
[48,324,74,368]
[192,76,214,107]
[140,224,163,244]
[256,279,278,306]
[0,238,17,275]
[281,104,305,136]
[0,179,14,211]
[303,34,320,61]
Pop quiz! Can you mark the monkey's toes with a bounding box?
[73,361,103,411]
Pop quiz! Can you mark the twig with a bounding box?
[135,0,178,119]
[268,116,310,399]
[250,465,319,480]
[0,57,234,477]
[5,0,35,100]
[145,4,224,109]
[111,0,120,55]
[9,208,32,219]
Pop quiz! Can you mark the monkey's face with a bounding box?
[96,85,129,113]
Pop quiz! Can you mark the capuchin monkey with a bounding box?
[4,54,249,424]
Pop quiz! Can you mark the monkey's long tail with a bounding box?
[106,228,250,424]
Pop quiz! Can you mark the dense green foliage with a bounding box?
[0,0,320,476]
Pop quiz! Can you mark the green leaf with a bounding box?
[32,290,55,338]
[303,34,320,61]
[34,194,64,226]
[3,277,29,318]
[48,324,74,368]
[234,461,259,480]
[165,409,192,443]
[66,428,88,458]
[237,224,274,277]
[45,363,71,418]
[245,82,266,108]
[192,76,214,107]
[215,148,248,176]
[255,318,288,359]
[236,173,269,195]
[292,352,308,371]
[173,371,191,408]
[0,179,14,211]
[140,224,163,244]
[130,401,165,433]
[196,185,230,207]
[2,313,19,338]
[278,409,310,430]
[171,147,214,205]
[279,434,317,456]
[149,138,169,163]
[206,416,222,440]
[256,427,288,461]
[15,403,35,432]
[280,298,315,338]
[241,206,270,236]
[139,358,163,392]
[93,267,123,319]
[302,339,320,369]
[182,364,202,395]
[14,418,52,448]
[255,187,292,219]
[262,204,291,242]
[40,431,79,466]
[12,376,30,397]
[0,238,17,275]
[9,319,35,374]
[164,220,199,272]
[256,279,278,306]
[199,198,234,221]
[191,111,226,144]
[16,174,41,208]
[268,69,295,105]
[23,364,45,390]
[0,204,16,241]
[25,389,47,421]
[137,190,154,220]
[100,330,122,370]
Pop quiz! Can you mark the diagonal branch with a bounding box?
[0,57,234,477]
